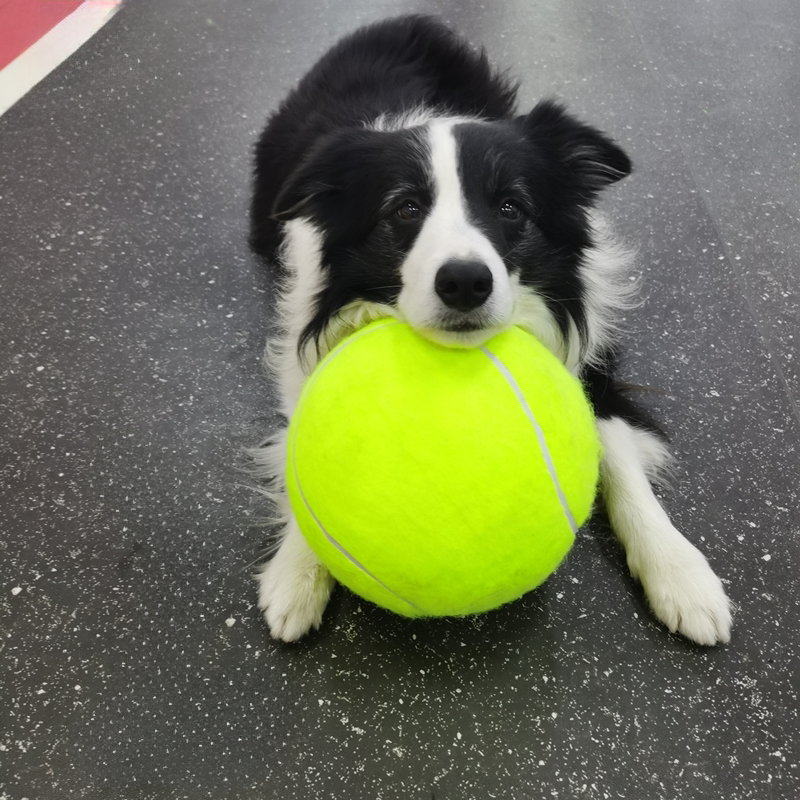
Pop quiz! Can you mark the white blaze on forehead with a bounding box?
[428,120,466,220]
[397,119,514,345]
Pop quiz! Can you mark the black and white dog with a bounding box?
[249,15,732,645]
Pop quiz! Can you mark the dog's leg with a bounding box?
[251,427,335,642]
[256,515,336,642]
[597,416,732,645]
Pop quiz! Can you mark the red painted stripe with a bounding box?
[0,0,84,70]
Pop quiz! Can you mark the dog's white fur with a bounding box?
[254,121,732,646]
[598,417,732,645]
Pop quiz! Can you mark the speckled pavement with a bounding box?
[1,1,798,798]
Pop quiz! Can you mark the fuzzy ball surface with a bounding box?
[286,319,601,617]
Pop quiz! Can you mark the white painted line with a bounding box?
[0,0,123,118]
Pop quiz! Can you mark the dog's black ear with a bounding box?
[522,100,632,198]
[271,128,413,243]
[271,128,382,223]
[271,149,332,222]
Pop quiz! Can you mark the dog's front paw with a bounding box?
[255,544,335,642]
[633,534,732,646]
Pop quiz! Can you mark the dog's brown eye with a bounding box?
[396,201,420,221]
[499,200,522,220]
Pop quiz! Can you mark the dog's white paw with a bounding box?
[256,545,335,642]
[632,534,732,646]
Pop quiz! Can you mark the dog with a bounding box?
[248,15,732,645]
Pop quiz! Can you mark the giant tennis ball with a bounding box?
[286,319,600,617]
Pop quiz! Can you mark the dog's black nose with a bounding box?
[434,260,493,312]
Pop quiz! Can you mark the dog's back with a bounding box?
[250,15,517,259]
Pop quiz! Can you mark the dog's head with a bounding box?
[272,101,631,364]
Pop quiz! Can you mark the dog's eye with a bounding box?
[396,201,421,221]
[499,200,523,221]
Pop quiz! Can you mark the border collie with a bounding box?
[248,15,732,645]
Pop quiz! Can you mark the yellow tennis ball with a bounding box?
[286,319,600,617]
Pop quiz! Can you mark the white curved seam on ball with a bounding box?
[478,346,579,534]
[291,318,422,612]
